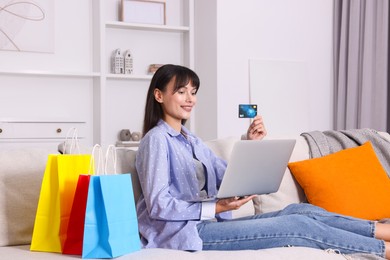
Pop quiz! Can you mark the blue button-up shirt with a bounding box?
[136,120,230,250]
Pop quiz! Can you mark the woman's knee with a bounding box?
[280,203,325,216]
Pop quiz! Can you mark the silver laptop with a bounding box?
[191,139,296,201]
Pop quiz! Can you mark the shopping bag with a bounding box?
[62,174,91,255]
[30,154,92,252]
[58,127,81,154]
[63,145,103,255]
[82,145,141,258]
[30,129,92,253]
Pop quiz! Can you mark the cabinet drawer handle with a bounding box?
[56,128,62,133]
[0,128,2,134]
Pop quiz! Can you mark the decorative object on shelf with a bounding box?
[118,129,141,142]
[148,64,163,74]
[131,131,142,142]
[116,129,142,148]
[120,0,166,25]
[124,50,133,74]
[111,48,124,74]
[119,129,132,141]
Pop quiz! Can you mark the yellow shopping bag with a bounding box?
[30,153,92,253]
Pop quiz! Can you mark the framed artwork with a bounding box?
[0,0,54,53]
[121,0,166,25]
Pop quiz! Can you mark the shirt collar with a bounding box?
[157,119,192,140]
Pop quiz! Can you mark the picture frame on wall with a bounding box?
[0,0,54,53]
[120,0,166,25]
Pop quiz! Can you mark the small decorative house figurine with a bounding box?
[124,50,133,74]
[111,48,124,74]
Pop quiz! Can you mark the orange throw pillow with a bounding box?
[288,141,390,220]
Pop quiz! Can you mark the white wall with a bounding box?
[194,0,334,140]
[0,0,333,145]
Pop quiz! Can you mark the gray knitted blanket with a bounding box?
[301,128,390,178]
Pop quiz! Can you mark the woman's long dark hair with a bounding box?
[142,64,200,136]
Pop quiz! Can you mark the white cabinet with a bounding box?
[0,120,86,149]
[0,121,86,139]
[0,0,194,148]
[94,0,194,146]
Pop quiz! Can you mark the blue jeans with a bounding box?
[197,203,385,257]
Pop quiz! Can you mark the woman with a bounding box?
[135,64,390,258]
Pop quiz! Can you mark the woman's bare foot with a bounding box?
[376,223,390,242]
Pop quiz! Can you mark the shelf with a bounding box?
[115,141,140,148]
[106,74,153,80]
[0,118,86,123]
[105,21,190,33]
[0,70,100,78]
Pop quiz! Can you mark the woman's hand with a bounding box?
[247,115,267,140]
[215,195,257,214]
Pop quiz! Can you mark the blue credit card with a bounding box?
[238,104,257,118]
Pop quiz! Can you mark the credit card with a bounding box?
[238,104,257,118]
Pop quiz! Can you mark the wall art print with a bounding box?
[0,0,54,53]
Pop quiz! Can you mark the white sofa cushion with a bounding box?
[0,148,57,246]
[253,135,308,214]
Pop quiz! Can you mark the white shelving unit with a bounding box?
[94,0,194,146]
[0,0,194,148]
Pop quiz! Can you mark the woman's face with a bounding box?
[154,78,197,131]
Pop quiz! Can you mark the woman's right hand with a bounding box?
[246,115,267,140]
[215,195,257,214]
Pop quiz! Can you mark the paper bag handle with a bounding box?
[63,127,81,154]
[104,145,117,175]
[89,144,104,175]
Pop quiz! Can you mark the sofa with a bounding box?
[1,132,389,260]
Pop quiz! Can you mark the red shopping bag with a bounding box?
[63,144,102,255]
[62,174,91,255]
